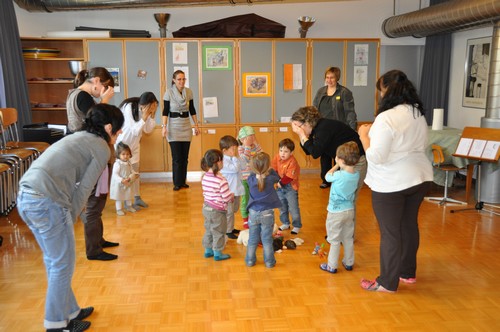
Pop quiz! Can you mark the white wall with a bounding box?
[17,0,492,129]
[14,0,426,46]
[448,27,494,129]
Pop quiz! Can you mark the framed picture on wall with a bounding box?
[202,46,232,70]
[243,72,271,97]
[463,37,491,108]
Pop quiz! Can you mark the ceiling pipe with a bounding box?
[12,0,260,12]
[382,0,500,38]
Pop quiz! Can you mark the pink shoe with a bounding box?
[399,277,416,284]
[360,279,395,293]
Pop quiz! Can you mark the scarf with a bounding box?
[168,86,188,112]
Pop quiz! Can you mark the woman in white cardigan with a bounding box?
[358,70,433,293]
[117,92,158,208]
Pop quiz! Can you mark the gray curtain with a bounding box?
[419,0,452,125]
[0,1,31,138]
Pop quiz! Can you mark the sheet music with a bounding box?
[455,137,473,156]
[469,139,487,158]
[481,140,500,160]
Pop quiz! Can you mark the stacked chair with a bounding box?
[0,108,50,215]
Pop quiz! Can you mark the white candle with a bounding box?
[432,108,444,130]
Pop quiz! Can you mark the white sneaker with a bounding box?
[125,206,137,213]
[116,210,125,216]
[279,224,290,231]
[291,227,300,234]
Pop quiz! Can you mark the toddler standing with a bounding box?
[110,142,140,216]
[219,135,245,240]
[201,149,234,261]
[320,141,360,274]
[271,138,302,234]
[238,126,262,229]
[246,152,281,268]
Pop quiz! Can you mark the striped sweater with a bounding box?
[201,171,234,211]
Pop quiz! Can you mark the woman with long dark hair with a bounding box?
[117,92,158,208]
[358,70,433,293]
[17,104,124,331]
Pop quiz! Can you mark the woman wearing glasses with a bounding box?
[162,70,200,191]
[313,66,358,189]
[291,106,367,233]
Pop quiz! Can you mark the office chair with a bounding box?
[426,144,467,206]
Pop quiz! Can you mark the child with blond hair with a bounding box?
[246,152,281,268]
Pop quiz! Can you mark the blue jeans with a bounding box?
[276,185,302,229]
[246,209,276,268]
[17,189,81,329]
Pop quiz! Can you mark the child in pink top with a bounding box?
[201,149,234,261]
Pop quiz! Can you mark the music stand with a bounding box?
[450,127,500,215]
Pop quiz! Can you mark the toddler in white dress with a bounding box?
[110,142,139,216]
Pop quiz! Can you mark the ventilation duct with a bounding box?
[13,0,260,12]
[382,0,500,38]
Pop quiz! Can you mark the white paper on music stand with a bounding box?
[455,138,473,156]
[469,139,487,158]
[481,141,500,160]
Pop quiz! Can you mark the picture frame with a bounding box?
[463,37,491,108]
[243,72,271,97]
[202,46,232,70]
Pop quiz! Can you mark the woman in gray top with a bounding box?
[16,104,124,332]
[161,70,200,191]
[313,66,358,189]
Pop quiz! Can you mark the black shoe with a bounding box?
[319,183,331,189]
[87,252,118,261]
[180,184,190,189]
[342,261,353,271]
[173,186,181,191]
[73,307,94,321]
[47,320,91,332]
[102,241,119,248]
[226,233,238,239]
[231,229,240,235]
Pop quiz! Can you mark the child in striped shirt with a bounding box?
[201,149,234,261]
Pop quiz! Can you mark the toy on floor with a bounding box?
[312,242,327,259]
[236,229,249,246]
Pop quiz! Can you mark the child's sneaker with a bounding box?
[116,210,125,216]
[291,227,300,234]
[125,206,137,213]
[243,217,249,229]
[279,224,290,231]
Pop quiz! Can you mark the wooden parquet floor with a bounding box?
[1,174,500,331]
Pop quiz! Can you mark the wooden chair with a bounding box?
[0,162,14,215]
[426,144,467,205]
[0,108,50,157]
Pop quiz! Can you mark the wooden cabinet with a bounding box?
[21,38,85,124]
